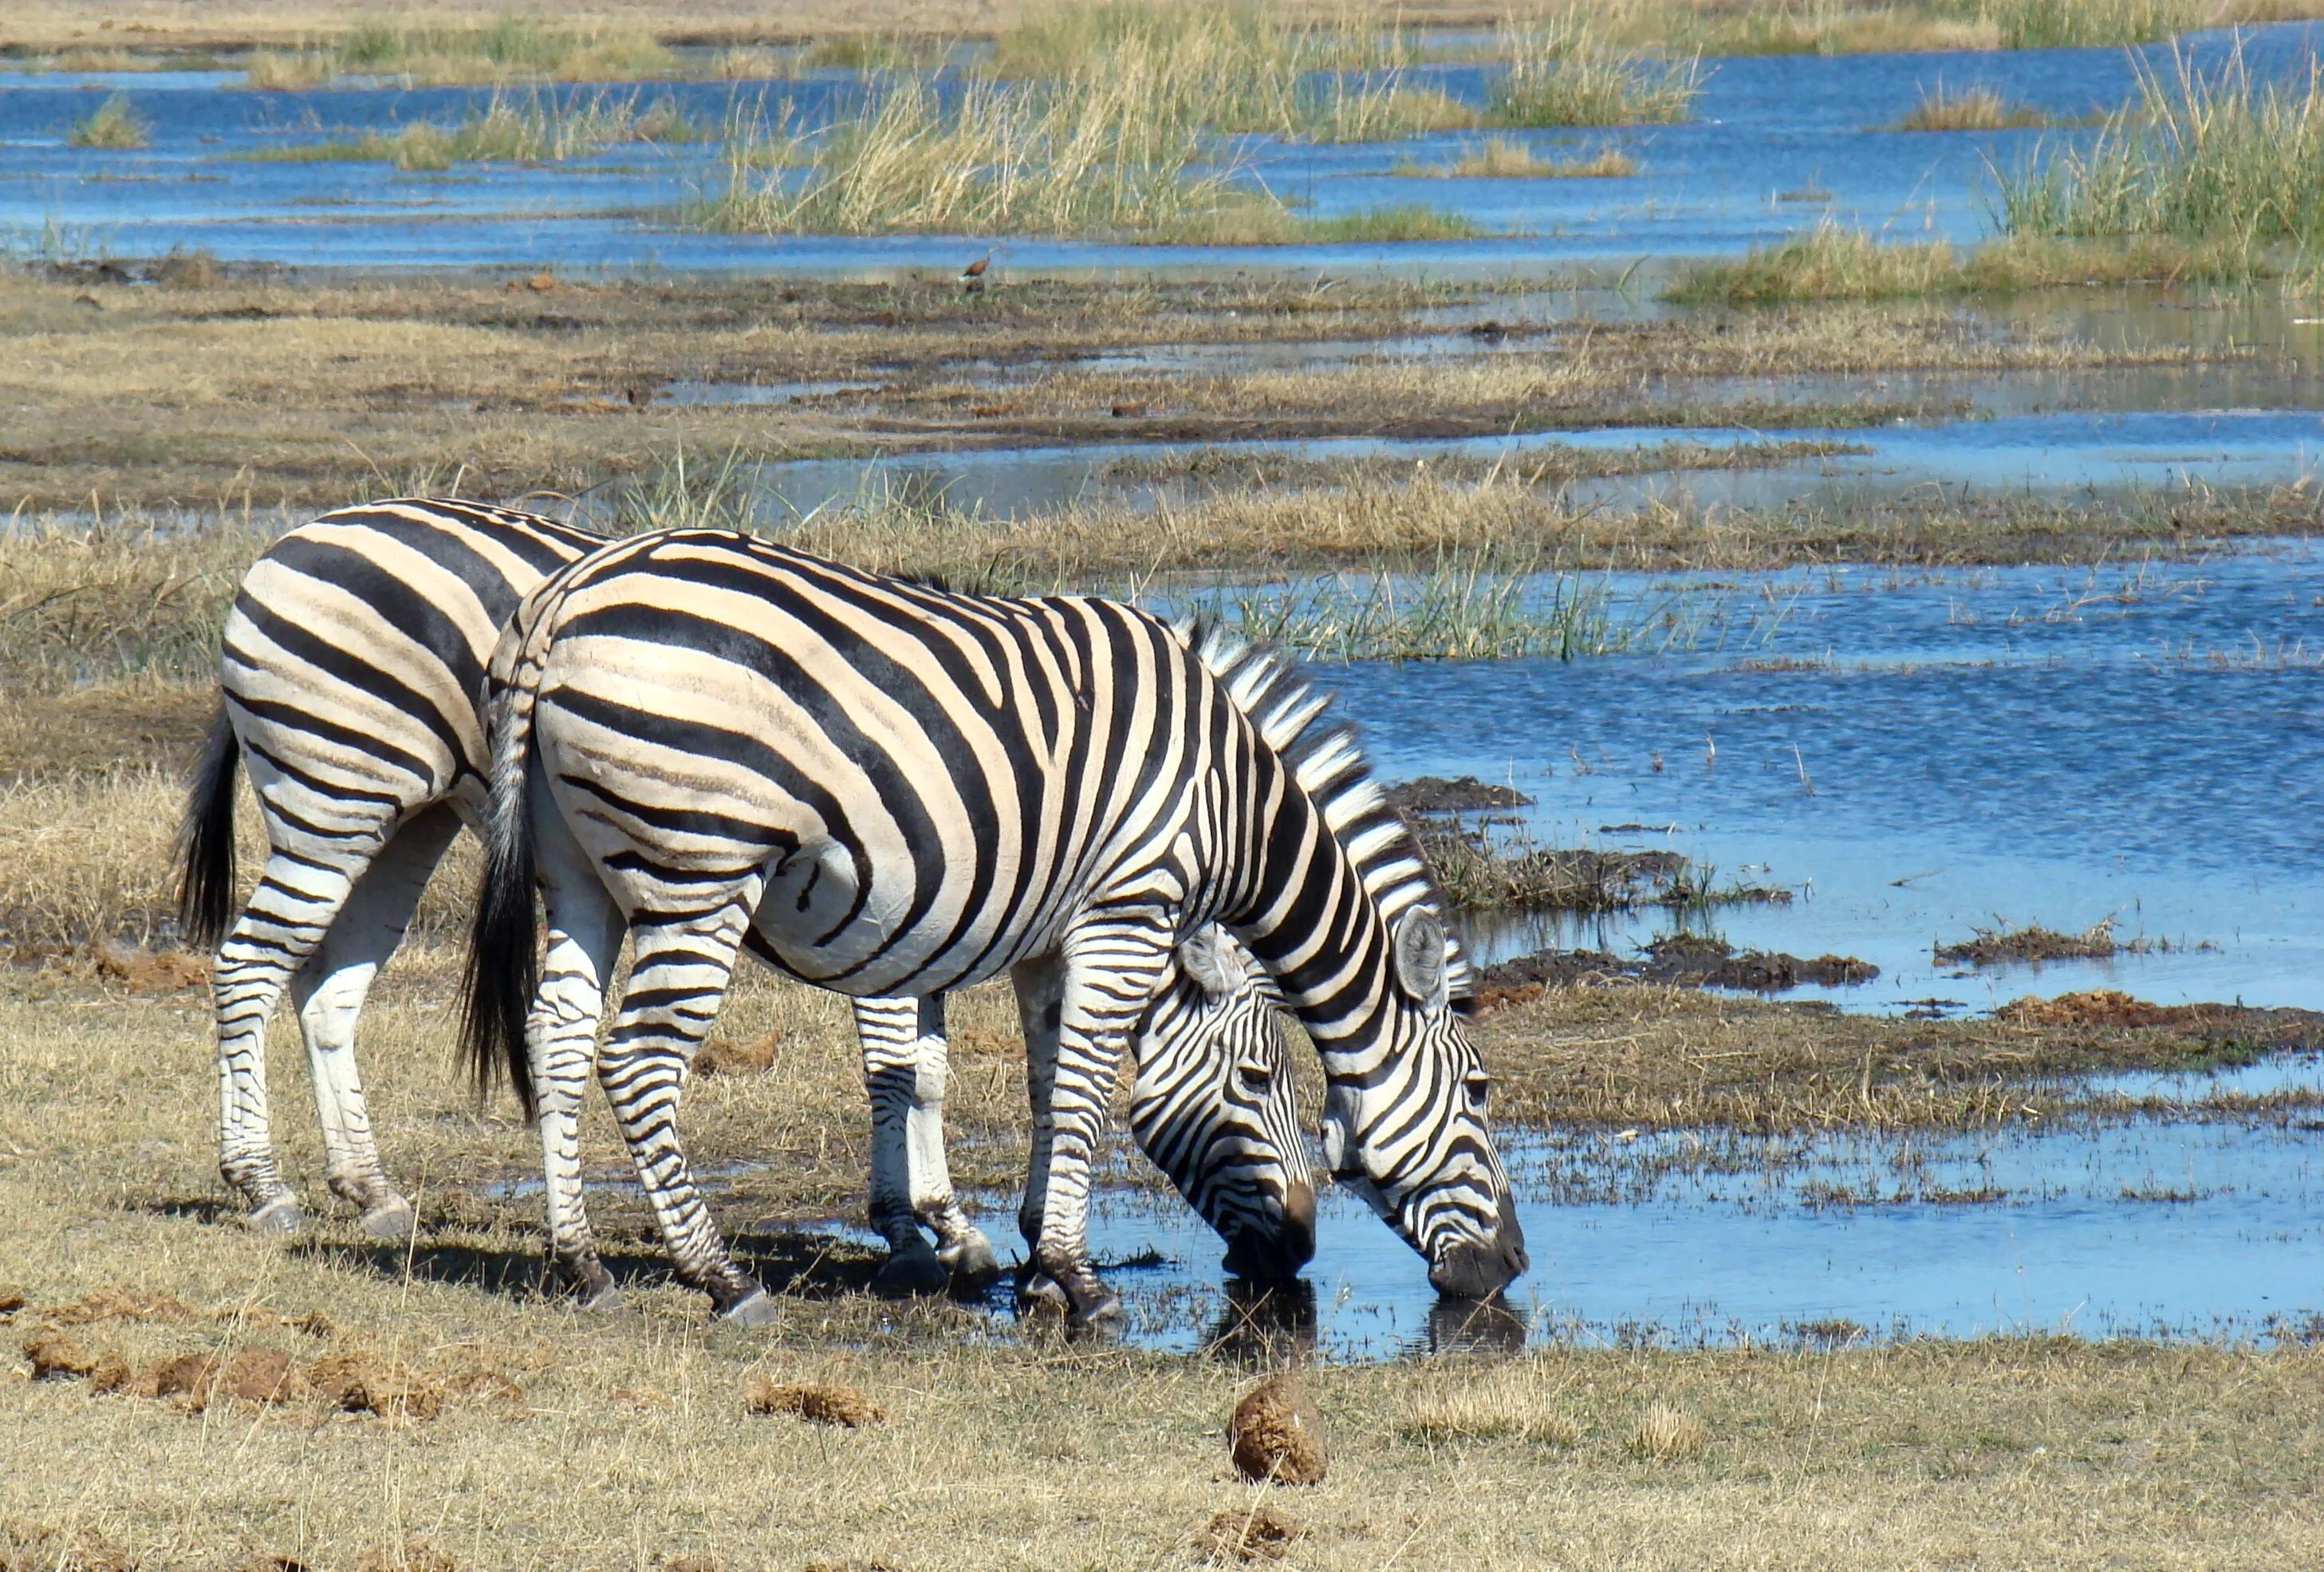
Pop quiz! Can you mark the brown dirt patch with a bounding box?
[695,1029,781,1076]
[308,1353,446,1421]
[0,1517,136,1572]
[1993,990,2240,1030]
[22,1333,97,1380]
[1385,774,1535,814]
[744,1378,883,1427]
[1476,936,1877,1008]
[1227,1374,1326,1486]
[92,941,211,992]
[1198,1504,1307,1562]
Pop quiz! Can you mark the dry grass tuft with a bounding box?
[1196,1503,1306,1562]
[1626,1401,1708,1461]
[0,1518,136,1572]
[1399,1365,1584,1447]
[1893,82,2049,132]
[745,1378,884,1428]
[349,1545,458,1572]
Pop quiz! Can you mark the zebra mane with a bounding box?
[1176,616,1471,1001]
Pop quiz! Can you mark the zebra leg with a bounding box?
[903,995,1001,1284]
[600,907,770,1325]
[287,803,462,1239]
[854,994,948,1298]
[529,798,628,1309]
[213,838,381,1232]
[1010,951,1069,1310]
[1030,922,1177,1328]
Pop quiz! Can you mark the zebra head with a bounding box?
[1317,907,1527,1301]
[1125,925,1314,1285]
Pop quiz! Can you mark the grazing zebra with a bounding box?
[465,528,1526,1326]
[177,499,1313,1302]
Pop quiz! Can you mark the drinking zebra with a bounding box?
[465,527,1526,1326]
[178,499,1314,1303]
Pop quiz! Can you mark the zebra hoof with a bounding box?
[938,1235,1002,1286]
[1013,1268,1069,1314]
[871,1241,949,1299]
[575,1278,623,1313]
[1065,1282,1125,1331]
[718,1288,778,1329]
[246,1195,306,1235]
[358,1195,416,1240]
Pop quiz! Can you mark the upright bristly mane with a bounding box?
[1176,617,1471,1000]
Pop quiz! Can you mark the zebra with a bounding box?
[463,527,1527,1326]
[176,498,1314,1303]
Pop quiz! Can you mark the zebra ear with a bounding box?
[1391,908,1448,1010]
[1178,924,1241,1002]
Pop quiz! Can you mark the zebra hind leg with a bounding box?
[854,995,948,1298]
[288,804,463,1239]
[530,844,628,1310]
[213,841,377,1232]
[901,998,1000,1285]
[600,908,771,1325]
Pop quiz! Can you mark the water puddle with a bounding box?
[7,24,2322,272]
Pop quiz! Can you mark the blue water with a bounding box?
[5,22,2321,271]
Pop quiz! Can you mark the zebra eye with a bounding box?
[1237,1061,1275,1094]
[1463,1073,1491,1111]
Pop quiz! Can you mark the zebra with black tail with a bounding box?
[464,528,1524,1326]
[179,498,1313,1298]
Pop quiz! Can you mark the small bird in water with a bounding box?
[960,252,991,293]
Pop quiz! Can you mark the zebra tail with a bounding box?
[460,676,544,1117]
[175,706,241,951]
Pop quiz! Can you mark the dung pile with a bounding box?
[1227,1373,1327,1486]
[744,1377,884,1428]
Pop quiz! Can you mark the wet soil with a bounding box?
[1385,774,1535,814]
[1475,936,1877,1007]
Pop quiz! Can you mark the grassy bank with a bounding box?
[1664,223,2271,303]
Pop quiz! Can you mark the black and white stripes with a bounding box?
[464,529,1523,1324]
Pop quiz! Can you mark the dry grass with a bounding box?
[1407,135,1637,177]
[1891,81,2049,131]
[1625,1400,1708,1460]
[1399,1362,1585,1445]
[1664,223,2271,304]
[1934,916,2153,966]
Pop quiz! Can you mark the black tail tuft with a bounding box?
[459,712,542,1117]
[175,707,242,951]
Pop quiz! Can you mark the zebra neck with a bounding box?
[1228,794,1392,1060]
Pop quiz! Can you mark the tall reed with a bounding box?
[1995,44,2324,257]
[1487,15,1701,127]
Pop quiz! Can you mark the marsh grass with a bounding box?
[243,17,674,89]
[250,90,703,169]
[1664,221,2264,303]
[66,95,147,150]
[1194,554,1646,661]
[1405,135,1637,177]
[1487,15,1701,128]
[1996,44,2324,263]
[702,69,1247,238]
[1893,81,2050,130]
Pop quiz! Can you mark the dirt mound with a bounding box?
[1475,936,1877,1011]
[1227,1374,1326,1486]
[695,1030,781,1076]
[745,1378,883,1428]
[1199,1504,1306,1562]
[1936,919,2150,967]
[92,941,210,992]
[309,1353,445,1421]
[1386,775,1535,814]
[151,1348,302,1408]
[1995,989,2213,1028]
[22,1334,97,1380]
[1,1517,136,1572]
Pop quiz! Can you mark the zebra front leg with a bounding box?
[530,876,626,1309]
[1030,924,1176,1329]
[288,805,463,1239]
[854,994,949,1298]
[213,842,376,1232]
[601,908,770,1325]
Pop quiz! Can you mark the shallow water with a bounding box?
[1259,546,2324,1014]
[6,23,2321,273]
[1030,1089,2324,1357]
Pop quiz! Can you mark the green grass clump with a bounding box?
[248,91,701,169]
[1995,45,2324,263]
[1405,136,1637,177]
[1664,223,1964,304]
[66,94,147,149]
[1892,81,2050,130]
[1487,17,1700,128]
